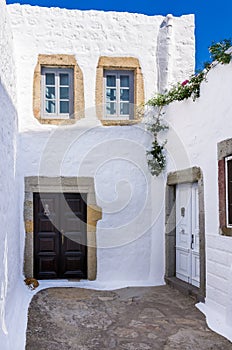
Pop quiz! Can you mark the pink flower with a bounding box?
[181,79,189,86]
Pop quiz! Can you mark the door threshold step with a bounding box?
[165,276,205,303]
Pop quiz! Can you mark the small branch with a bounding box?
[145,39,232,176]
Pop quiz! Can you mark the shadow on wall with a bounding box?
[0,236,8,336]
[227,264,232,327]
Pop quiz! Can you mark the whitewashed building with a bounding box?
[7,4,194,288]
[0,0,232,347]
[165,62,232,341]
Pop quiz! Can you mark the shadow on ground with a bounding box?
[26,285,232,349]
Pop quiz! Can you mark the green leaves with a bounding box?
[147,139,166,177]
[209,39,232,65]
[147,71,206,109]
[147,115,168,135]
[145,39,232,177]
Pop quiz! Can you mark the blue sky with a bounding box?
[6,0,232,71]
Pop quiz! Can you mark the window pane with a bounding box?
[120,89,129,101]
[60,87,69,99]
[46,86,55,99]
[228,159,232,224]
[106,88,116,101]
[46,73,55,85]
[120,76,129,87]
[60,101,69,114]
[106,102,116,115]
[46,100,56,113]
[60,74,69,86]
[106,75,116,87]
[120,102,129,115]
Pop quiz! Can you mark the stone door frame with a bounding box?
[165,167,206,299]
[24,176,102,281]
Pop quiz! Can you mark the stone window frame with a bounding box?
[24,177,102,281]
[165,167,206,300]
[33,54,85,125]
[218,138,232,236]
[96,57,145,126]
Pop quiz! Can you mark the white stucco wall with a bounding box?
[0,1,27,349]
[165,62,232,341]
[0,1,16,102]
[5,4,195,289]
[7,4,195,131]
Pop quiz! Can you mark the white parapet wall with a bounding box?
[165,61,232,342]
[0,0,16,101]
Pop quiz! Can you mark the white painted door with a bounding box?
[176,182,200,288]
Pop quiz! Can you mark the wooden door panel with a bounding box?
[176,248,190,283]
[60,193,87,278]
[191,183,200,253]
[38,256,58,278]
[227,159,232,224]
[176,183,200,288]
[34,193,60,279]
[38,236,56,252]
[65,197,84,214]
[64,232,86,249]
[63,255,86,278]
[34,192,87,279]
[176,184,192,250]
[191,251,200,287]
[191,183,200,286]
[176,184,192,284]
[38,218,55,233]
[37,197,58,230]
[65,218,82,231]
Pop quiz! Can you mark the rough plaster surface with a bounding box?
[165,61,232,341]
[0,1,26,349]
[19,125,166,285]
[0,0,16,102]
[7,4,195,131]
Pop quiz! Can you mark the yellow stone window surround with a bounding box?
[33,54,85,125]
[96,57,145,126]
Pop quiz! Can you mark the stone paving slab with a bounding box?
[26,286,232,350]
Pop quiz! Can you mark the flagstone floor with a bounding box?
[26,285,232,349]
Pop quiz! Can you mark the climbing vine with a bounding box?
[146,39,232,176]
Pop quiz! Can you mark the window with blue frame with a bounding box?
[41,67,74,119]
[104,70,134,120]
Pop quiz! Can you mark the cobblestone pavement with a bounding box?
[26,286,232,350]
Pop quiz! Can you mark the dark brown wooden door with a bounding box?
[227,159,232,225]
[34,193,87,279]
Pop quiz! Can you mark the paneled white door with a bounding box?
[176,182,200,288]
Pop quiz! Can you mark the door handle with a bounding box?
[191,234,194,249]
[61,230,64,245]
